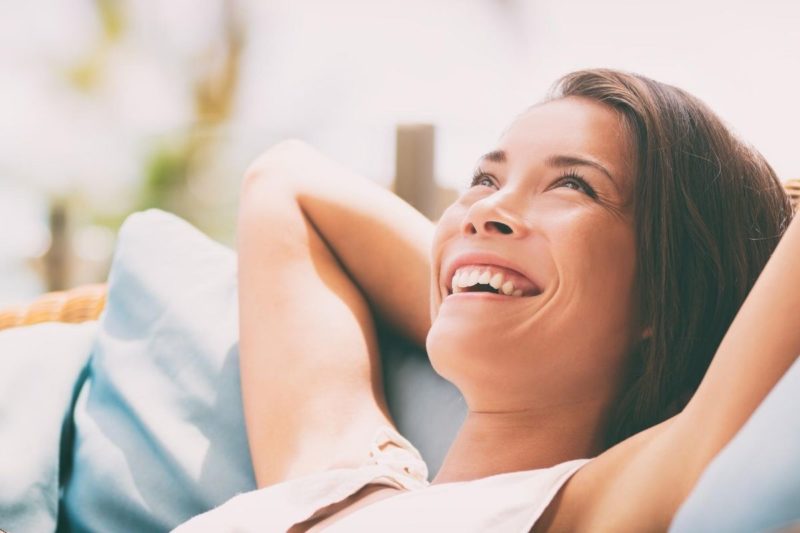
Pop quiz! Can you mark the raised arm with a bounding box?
[674,208,800,475]
[244,139,434,347]
[237,140,434,487]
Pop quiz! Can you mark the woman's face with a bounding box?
[427,96,642,411]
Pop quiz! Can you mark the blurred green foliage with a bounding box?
[96,0,124,41]
[138,143,190,212]
[67,0,243,246]
[65,0,124,92]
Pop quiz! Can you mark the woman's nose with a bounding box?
[461,196,530,238]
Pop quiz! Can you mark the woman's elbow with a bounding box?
[241,138,312,192]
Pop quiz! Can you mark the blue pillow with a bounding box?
[670,357,800,532]
[0,321,96,532]
[62,210,256,531]
[62,208,464,532]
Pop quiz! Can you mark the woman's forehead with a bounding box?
[496,97,635,187]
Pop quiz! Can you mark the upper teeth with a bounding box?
[450,266,524,297]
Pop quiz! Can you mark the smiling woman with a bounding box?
[175,69,797,532]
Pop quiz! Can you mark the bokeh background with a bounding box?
[1,0,798,306]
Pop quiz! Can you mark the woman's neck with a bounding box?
[432,398,607,484]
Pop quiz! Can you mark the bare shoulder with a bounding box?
[537,416,686,532]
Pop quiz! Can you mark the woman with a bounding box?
[177,69,797,531]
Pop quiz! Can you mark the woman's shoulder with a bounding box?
[536,416,679,532]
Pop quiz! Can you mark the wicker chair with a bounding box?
[0,283,107,331]
[1,179,799,332]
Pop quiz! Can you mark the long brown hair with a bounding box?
[550,69,793,447]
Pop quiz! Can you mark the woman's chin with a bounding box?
[427,318,510,378]
[428,315,491,350]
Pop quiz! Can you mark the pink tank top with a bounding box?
[173,425,590,532]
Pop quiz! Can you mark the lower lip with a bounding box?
[443,291,531,301]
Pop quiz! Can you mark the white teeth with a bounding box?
[448,265,537,298]
[501,280,515,295]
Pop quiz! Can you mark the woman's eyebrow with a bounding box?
[546,154,621,194]
[477,150,507,164]
[476,150,621,194]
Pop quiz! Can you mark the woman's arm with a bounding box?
[673,210,800,480]
[552,210,800,531]
[237,140,434,487]
[245,139,434,347]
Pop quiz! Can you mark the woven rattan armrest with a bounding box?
[0,283,107,331]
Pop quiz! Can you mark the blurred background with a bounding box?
[1,0,798,306]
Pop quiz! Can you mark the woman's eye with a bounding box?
[556,175,597,199]
[470,173,496,189]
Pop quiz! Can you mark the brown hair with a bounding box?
[550,69,793,447]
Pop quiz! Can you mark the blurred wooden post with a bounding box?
[394,123,436,220]
[44,199,70,291]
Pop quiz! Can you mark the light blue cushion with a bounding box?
[62,208,464,531]
[670,357,800,532]
[0,321,97,532]
[62,210,256,531]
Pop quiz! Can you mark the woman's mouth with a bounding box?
[446,264,542,299]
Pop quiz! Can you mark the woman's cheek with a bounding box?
[434,202,465,238]
[545,209,635,280]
